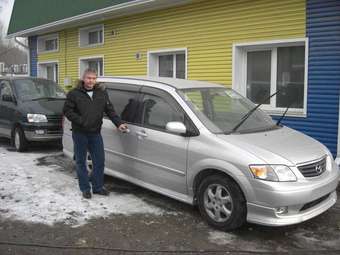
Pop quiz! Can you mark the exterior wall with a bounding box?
[28,36,38,76]
[33,0,340,156]
[275,0,340,156]
[37,0,305,87]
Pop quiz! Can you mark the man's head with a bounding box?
[82,68,97,90]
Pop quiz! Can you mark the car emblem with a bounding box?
[315,164,323,174]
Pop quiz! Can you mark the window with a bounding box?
[233,39,308,116]
[79,57,104,77]
[148,49,187,79]
[0,81,12,98]
[38,62,58,83]
[106,88,140,124]
[79,25,104,47]
[37,34,58,53]
[141,94,185,131]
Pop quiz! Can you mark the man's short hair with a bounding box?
[82,68,97,79]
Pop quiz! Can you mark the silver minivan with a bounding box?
[63,76,339,230]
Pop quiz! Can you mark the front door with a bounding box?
[133,87,189,195]
[0,80,16,137]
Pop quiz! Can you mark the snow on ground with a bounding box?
[0,147,167,227]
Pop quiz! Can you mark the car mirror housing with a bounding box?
[166,121,187,134]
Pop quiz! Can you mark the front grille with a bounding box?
[47,115,63,124]
[297,157,327,178]
[300,193,330,211]
[46,129,63,135]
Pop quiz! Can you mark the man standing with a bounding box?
[63,68,128,199]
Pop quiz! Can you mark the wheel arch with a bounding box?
[189,159,253,205]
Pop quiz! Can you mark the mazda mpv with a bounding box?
[63,76,339,230]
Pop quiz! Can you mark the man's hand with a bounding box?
[118,123,129,133]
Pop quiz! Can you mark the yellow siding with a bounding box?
[37,0,305,88]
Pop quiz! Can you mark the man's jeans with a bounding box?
[72,132,105,193]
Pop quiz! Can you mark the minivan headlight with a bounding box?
[249,165,297,182]
[27,113,47,123]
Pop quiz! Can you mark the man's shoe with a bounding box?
[82,191,92,199]
[93,188,109,196]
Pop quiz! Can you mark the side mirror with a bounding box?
[166,121,187,134]
[2,94,15,102]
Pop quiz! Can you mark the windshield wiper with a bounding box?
[31,97,65,101]
[276,99,295,126]
[228,90,280,134]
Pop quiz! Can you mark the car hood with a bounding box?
[216,126,328,166]
[20,99,65,115]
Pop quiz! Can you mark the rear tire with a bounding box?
[197,174,246,231]
[13,127,28,152]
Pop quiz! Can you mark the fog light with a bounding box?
[275,206,288,215]
[35,129,45,135]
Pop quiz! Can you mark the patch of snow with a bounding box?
[208,230,236,245]
[0,147,167,227]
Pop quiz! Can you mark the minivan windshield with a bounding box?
[178,87,278,134]
[13,79,66,101]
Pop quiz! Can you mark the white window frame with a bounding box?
[79,24,104,48]
[147,48,187,79]
[37,60,59,83]
[37,34,59,54]
[78,55,104,78]
[232,38,308,117]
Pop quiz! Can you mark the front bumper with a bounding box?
[246,163,339,226]
[22,123,62,142]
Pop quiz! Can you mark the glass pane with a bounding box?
[88,60,97,70]
[14,79,65,101]
[88,31,99,44]
[159,55,173,77]
[46,65,54,81]
[276,46,305,108]
[142,94,184,130]
[106,89,139,123]
[176,54,185,79]
[246,51,271,104]
[45,39,57,51]
[0,82,12,96]
[179,88,275,134]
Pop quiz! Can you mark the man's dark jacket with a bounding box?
[63,82,122,133]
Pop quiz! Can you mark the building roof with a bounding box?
[7,0,193,38]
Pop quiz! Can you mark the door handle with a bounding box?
[136,130,147,138]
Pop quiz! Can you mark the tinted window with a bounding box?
[0,81,12,98]
[141,93,185,131]
[107,89,140,124]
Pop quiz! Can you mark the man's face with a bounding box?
[83,72,97,90]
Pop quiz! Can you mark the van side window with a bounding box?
[106,89,140,124]
[141,94,185,131]
[0,81,13,99]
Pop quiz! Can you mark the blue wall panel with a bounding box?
[28,36,37,77]
[274,0,340,156]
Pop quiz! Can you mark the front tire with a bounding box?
[197,174,247,231]
[13,127,28,152]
